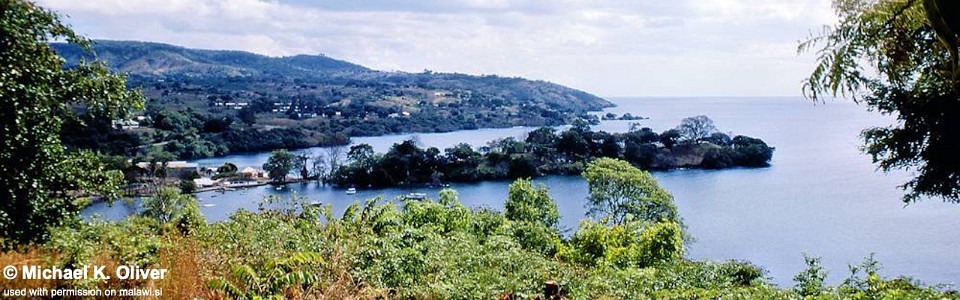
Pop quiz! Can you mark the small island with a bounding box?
[601,112,647,121]
[123,115,772,195]
[322,115,773,188]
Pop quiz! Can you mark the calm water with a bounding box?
[85,97,960,287]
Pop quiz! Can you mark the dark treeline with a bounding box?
[331,116,774,188]
[61,107,347,160]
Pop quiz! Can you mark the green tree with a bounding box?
[1,0,143,245]
[559,219,684,268]
[504,178,560,228]
[525,126,558,145]
[442,143,482,181]
[582,158,680,225]
[793,254,829,297]
[556,130,590,161]
[347,143,376,164]
[262,149,297,182]
[218,162,238,174]
[732,135,774,167]
[800,0,960,202]
[141,187,203,226]
[636,221,685,265]
[179,179,197,194]
[659,129,681,149]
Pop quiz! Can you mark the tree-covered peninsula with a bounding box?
[327,116,773,188]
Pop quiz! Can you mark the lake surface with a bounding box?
[85,97,960,287]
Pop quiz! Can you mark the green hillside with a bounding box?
[52,40,612,159]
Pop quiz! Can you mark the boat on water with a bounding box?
[308,201,323,207]
[225,180,260,188]
[404,192,427,200]
[346,188,357,195]
[201,203,216,207]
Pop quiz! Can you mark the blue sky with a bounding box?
[38,0,837,97]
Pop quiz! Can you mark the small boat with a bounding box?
[308,201,323,207]
[275,186,283,191]
[346,188,357,195]
[210,194,217,198]
[404,192,427,200]
[201,203,216,207]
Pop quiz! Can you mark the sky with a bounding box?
[37,0,837,97]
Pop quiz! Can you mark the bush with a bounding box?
[179,179,197,194]
[47,217,162,267]
[174,199,206,236]
[701,147,735,169]
[732,135,774,167]
[637,221,685,266]
[508,221,561,256]
[560,218,683,268]
[504,179,560,228]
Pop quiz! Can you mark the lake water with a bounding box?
[84,97,960,287]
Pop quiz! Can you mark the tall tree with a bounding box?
[675,115,717,143]
[1,0,143,245]
[294,151,312,180]
[504,178,560,229]
[310,152,326,181]
[262,150,297,182]
[582,158,680,225]
[324,145,346,180]
[800,0,960,202]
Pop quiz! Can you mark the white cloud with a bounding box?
[37,0,836,97]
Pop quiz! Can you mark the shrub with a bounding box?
[637,221,685,266]
[504,178,560,228]
[702,147,735,169]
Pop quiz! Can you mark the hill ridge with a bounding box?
[54,40,614,159]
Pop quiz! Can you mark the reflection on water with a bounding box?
[84,97,960,286]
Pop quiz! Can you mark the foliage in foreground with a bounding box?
[0,159,954,298]
[8,189,953,299]
[7,158,957,299]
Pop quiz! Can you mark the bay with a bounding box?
[84,97,960,287]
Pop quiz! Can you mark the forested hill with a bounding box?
[52,40,370,77]
[51,40,613,159]
[51,40,612,116]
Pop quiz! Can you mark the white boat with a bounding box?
[308,201,323,207]
[225,180,261,188]
[201,203,216,207]
[346,188,357,195]
[404,192,427,200]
